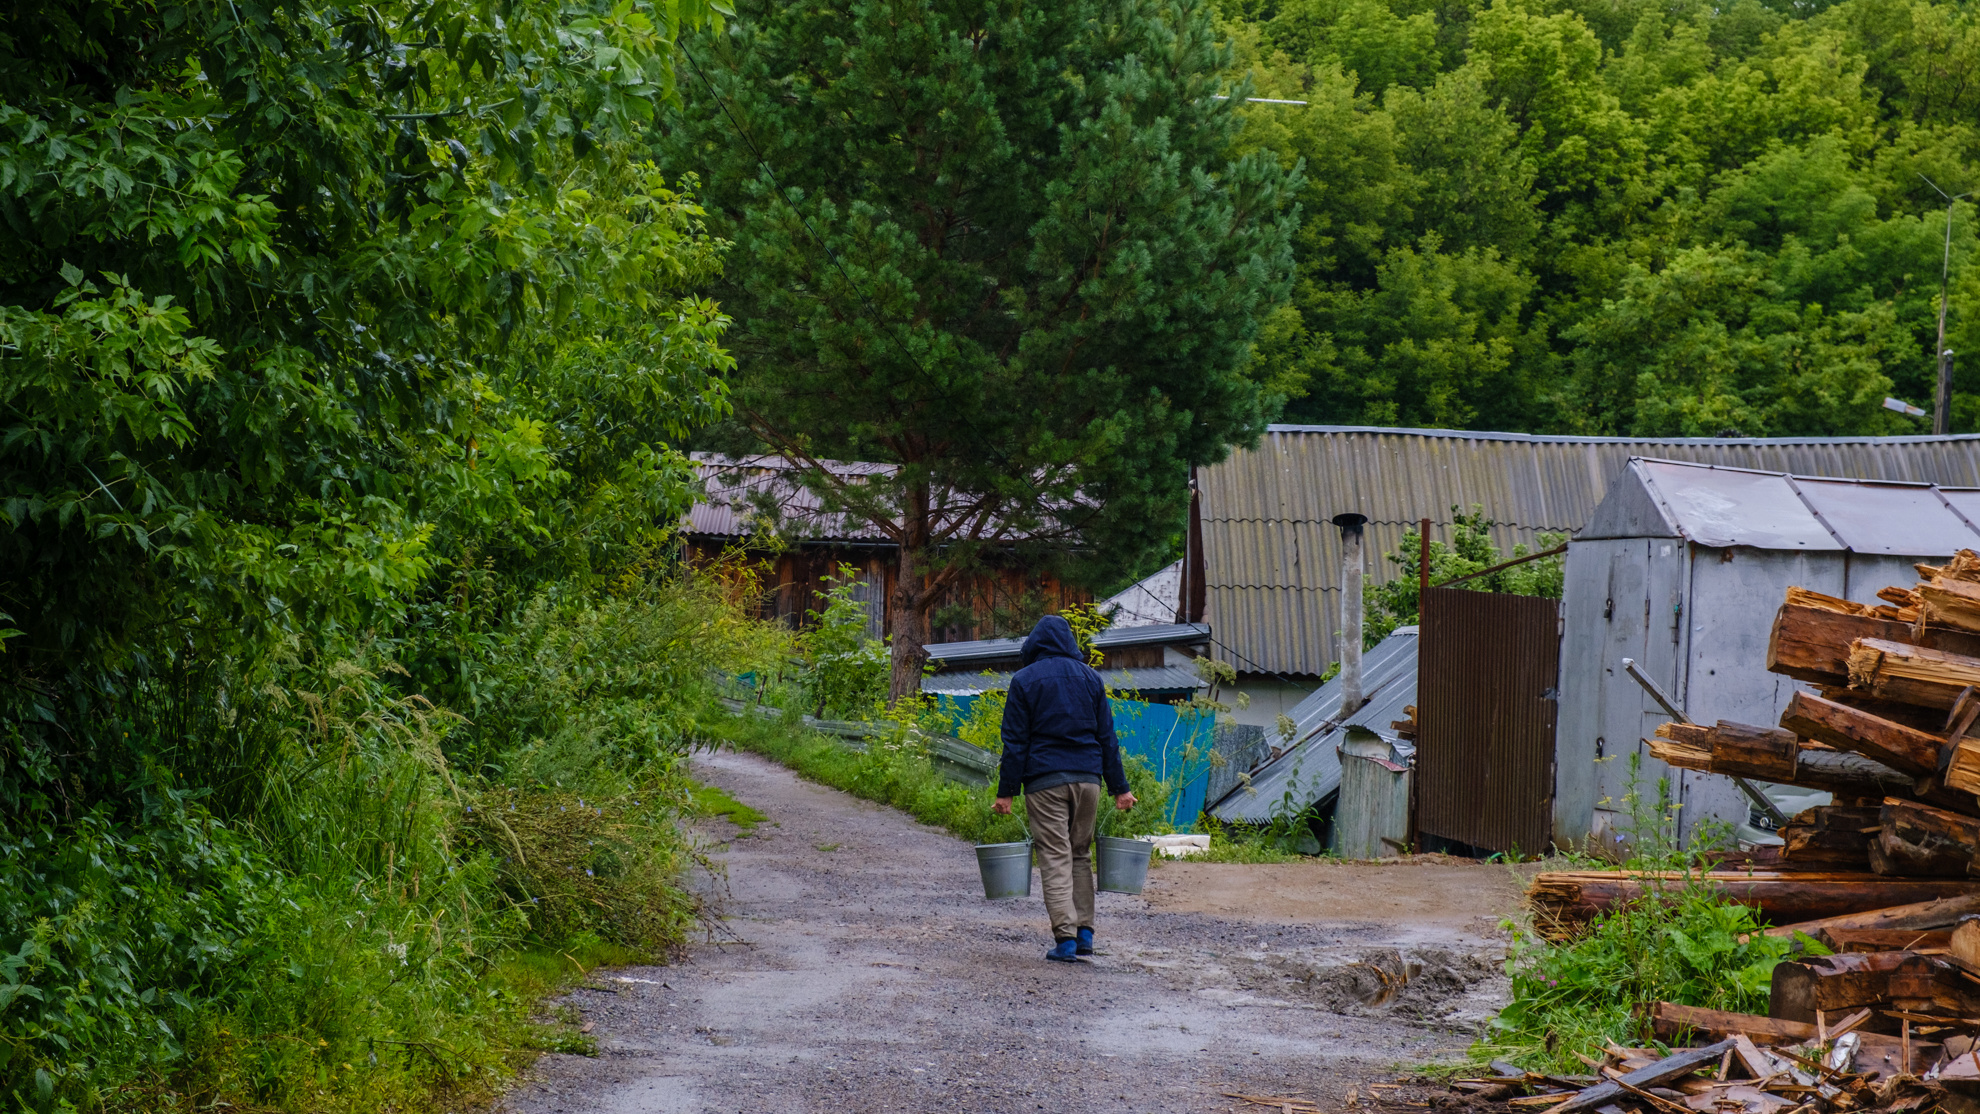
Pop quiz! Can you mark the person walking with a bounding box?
[992,614,1136,962]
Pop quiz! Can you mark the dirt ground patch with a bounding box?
[498,747,1523,1114]
[1144,858,1528,944]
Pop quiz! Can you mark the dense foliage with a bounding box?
[662,0,1300,695]
[1225,0,1980,435]
[0,0,750,1108]
[1365,508,1566,644]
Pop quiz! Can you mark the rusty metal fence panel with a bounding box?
[1417,587,1562,854]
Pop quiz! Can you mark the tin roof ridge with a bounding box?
[1265,425,1980,445]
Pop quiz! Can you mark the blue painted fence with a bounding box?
[937,694,1216,830]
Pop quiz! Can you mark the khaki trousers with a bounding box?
[1026,781,1099,940]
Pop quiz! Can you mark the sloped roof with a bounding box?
[925,622,1211,669]
[1200,426,1980,677]
[1208,627,1419,823]
[1100,560,1182,626]
[686,453,897,543]
[1583,458,1980,554]
[922,665,1207,697]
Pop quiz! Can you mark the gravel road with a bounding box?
[498,747,1516,1114]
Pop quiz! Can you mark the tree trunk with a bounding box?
[887,541,931,704]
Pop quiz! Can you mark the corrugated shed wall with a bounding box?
[1202,427,1980,677]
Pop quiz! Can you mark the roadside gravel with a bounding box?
[497,747,1516,1114]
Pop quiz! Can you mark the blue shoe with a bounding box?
[1046,937,1080,962]
[1075,927,1094,956]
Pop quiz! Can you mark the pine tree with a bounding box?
[663,0,1298,697]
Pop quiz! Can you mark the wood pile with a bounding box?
[1457,1003,1968,1113]
[1511,556,1980,1111]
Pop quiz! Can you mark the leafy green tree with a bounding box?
[663,0,1298,698]
[1365,508,1565,646]
[1226,0,1980,438]
[0,0,731,1097]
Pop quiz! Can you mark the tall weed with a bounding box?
[1480,755,1819,1072]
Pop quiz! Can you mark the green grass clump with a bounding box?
[689,782,768,835]
[1193,819,1315,863]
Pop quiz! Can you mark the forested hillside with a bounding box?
[1223,0,1980,436]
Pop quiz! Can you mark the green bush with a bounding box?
[1480,879,1826,1072]
[797,568,890,720]
[1479,756,1813,1072]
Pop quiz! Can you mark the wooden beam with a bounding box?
[1648,1003,1934,1071]
[1770,951,1910,1021]
[1764,891,1980,938]
[1530,870,1980,937]
[1779,804,1878,869]
[1780,690,1946,778]
[1544,1039,1736,1114]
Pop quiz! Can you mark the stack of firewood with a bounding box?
[1517,552,1980,1105]
[1462,999,1980,1111]
[1534,557,1980,934]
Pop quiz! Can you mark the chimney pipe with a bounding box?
[1333,512,1369,718]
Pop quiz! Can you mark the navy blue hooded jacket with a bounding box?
[996,615,1129,798]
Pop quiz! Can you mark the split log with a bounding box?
[1769,951,1910,1021]
[1871,798,1980,877]
[1769,588,1980,686]
[1648,721,1974,812]
[1543,1038,1736,1114]
[1848,638,1980,711]
[1781,825,1872,869]
[1920,576,1980,636]
[1529,870,1980,936]
[1951,920,1980,969]
[1949,735,1980,797]
[1765,890,1980,938]
[1779,690,1946,777]
[1886,952,1980,1016]
[1779,804,1878,869]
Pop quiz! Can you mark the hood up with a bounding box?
[1020,614,1084,667]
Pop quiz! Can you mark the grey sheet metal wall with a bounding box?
[1551,460,1980,849]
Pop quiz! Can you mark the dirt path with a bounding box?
[499,748,1519,1114]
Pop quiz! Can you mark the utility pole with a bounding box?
[1922,174,1973,435]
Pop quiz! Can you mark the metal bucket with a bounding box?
[975,840,1033,899]
[1095,836,1154,894]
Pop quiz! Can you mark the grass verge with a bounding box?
[695,706,1175,845]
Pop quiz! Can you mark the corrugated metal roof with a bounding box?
[921,665,1208,696]
[1202,427,1980,677]
[925,623,1211,668]
[1209,628,1419,823]
[1582,458,1980,555]
[686,453,898,542]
